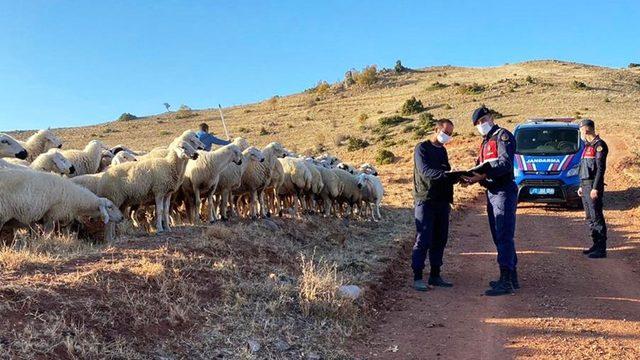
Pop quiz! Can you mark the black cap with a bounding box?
[472,106,490,125]
[579,119,595,128]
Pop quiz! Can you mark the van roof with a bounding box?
[516,118,580,130]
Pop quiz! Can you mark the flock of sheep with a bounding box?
[0,129,384,241]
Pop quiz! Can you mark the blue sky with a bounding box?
[0,0,638,131]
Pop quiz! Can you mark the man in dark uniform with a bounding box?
[463,106,519,296]
[411,119,457,291]
[577,119,608,258]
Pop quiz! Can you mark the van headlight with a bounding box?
[567,165,580,177]
[514,167,522,177]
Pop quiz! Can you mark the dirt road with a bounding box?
[352,139,640,359]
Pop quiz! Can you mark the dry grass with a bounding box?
[3,59,640,358]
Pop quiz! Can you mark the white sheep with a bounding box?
[356,173,384,221]
[333,167,362,218]
[97,138,201,234]
[235,142,287,219]
[359,163,379,176]
[61,140,110,177]
[17,129,63,162]
[0,169,123,238]
[138,130,205,159]
[0,133,28,159]
[313,162,343,217]
[180,144,243,224]
[303,159,325,213]
[111,150,137,165]
[337,162,359,175]
[4,148,75,175]
[213,146,264,220]
[70,173,103,194]
[277,156,313,215]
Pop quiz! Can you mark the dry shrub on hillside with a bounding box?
[298,255,353,319]
[353,65,379,86]
[376,149,395,165]
[347,137,370,151]
[175,105,195,119]
[314,81,331,96]
[571,80,590,90]
[426,81,449,91]
[458,83,486,95]
[0,229,100,272]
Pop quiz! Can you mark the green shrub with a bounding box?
[259,127,269,136]
[400,96,425,115]
[376,149,395,165]
[378,115,412,127]
[571,81,589,90]
[426,82,449,91]
[629,63,640,68]
[525,75,535,84]
[604,97,611,103]
[394,60,406,73]
[418,112,436,128]
[160,130,172,136]
[347,137,370,151]
[458,83,485,95]
[117,113,137,122]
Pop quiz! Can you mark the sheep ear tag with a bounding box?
[100,205,110,224]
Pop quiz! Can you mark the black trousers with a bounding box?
[412,200,450,279]
[581,182,607,250]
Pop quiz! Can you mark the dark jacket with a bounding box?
[579,136,607,190]
[413,140,453,203]
[476,125,516,190]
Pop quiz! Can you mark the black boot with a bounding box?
[428,266,453,287]
[588,241,607,258]
[582,244,597,254]
[489,268,519,289]
[485,267,514,296]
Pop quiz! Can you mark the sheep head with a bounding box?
[39,130,63,150]
[47,149,75,175]
[98,198,124,225]
[228,144,243,165]
[337,162,357,175]
[173,141,199,160]
[356,173,371,189]
[178,130,205,150]
[232,137,250,150]
[111,151,137,165]
[244,146,265,163]
[265,142,287,158]
[359,163,379,176]
[0,133,28,159]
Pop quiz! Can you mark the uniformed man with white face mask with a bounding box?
[463,106,519,296]
[411,119,457,291]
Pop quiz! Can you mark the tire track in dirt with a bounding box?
[351,139,640,359]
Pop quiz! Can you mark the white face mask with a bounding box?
[436,131,452,145]
[476,122,493,136]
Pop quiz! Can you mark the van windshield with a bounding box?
[516,128,580,155]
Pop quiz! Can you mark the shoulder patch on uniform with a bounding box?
[500,133,509,141]
[596,146,603,152]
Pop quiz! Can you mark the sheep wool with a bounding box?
[18,129,63,162]
[61,140,109,177]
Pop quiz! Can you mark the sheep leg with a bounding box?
[104,221,116,242]
[193,188,203,225]
[155,195,165,233]
[249,191,258,219]
[323,196,332,217]
[375,201,382,221]
[207,193,216,223]
[163,195,172,231]
[258,189,269,218]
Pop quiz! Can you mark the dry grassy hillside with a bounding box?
[3,60,640,359]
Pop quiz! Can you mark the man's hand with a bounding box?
[590,189,599,200]
[462,172,486,185]
[577,187,583,197]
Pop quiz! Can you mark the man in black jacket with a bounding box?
[577,119,608,258]
[411,119,457,291]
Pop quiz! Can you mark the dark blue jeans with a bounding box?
[412,200,451,279]
[486,182,518,270]
[581,182,607,249]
